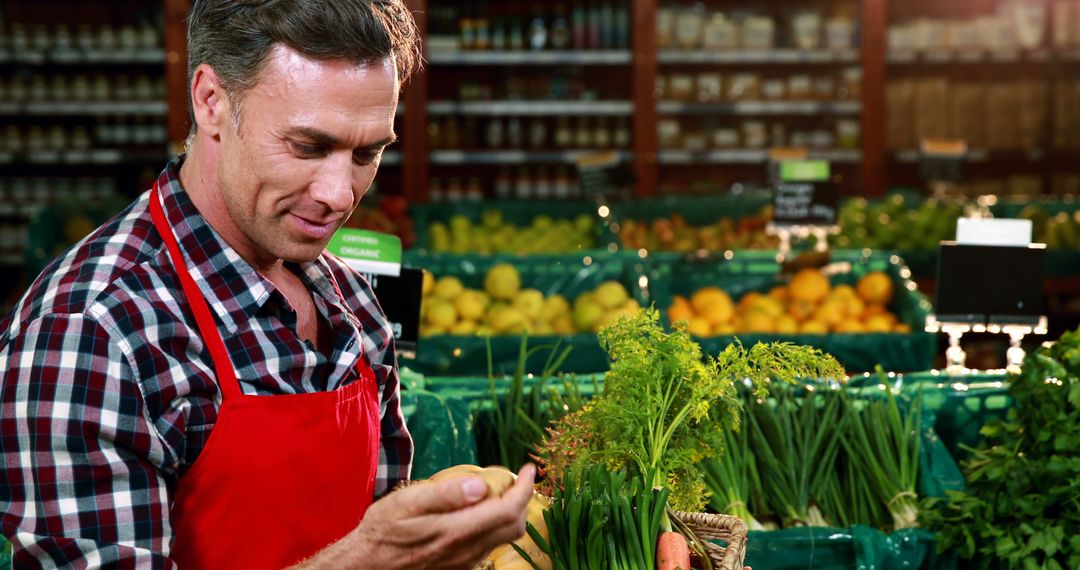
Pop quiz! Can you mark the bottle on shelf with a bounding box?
[614,117,631,148]
[551,5,572,50]
[575,117,592,148]
[514,167,533,199]
[485,117,504,148]
[555,116,574,148]
[615,2,630,48]
[601,1,615,49]
[572,3,588,49]
[528,7,548,50]
[466,177,484,201]
[506,117,524,148]
[589,1,603,49]
[594,117,611,148]
[496,167,513,198]
[528,118,548,149]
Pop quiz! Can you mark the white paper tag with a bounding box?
[955,218,1032,247]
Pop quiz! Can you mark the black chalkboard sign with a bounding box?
[772,181,839,226]
[576,151,635,197]
[363,267,423,357]
[935,243,1045,325]
[920,139,967,183]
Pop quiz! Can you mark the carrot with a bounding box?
[657,530,691,570]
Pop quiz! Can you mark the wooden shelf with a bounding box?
[0,48,165,65]
[659,148,862,165]
[430,149,632,165]
[0,101,167,116]
[658,100,862,115]
[427,100,634,116]
[0,148,171,165]
[887,48,1051,64]
[426,50,632,66]
[658,49,860,65]
[891,149,1046,164]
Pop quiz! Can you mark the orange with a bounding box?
[831,284,858,300]
[668,295,694,324]
[741,294,784,319]
[775,315,799,334]
[691,288,735,326]
[787,299,817,323]
[861,303,888,320]
[834,320,866,334]
[864,315,893,333]
[737,291,767,313]
[789,269,831,304]
[894,323,912,333]
[856,272,893,305]
[686,318,712,337]
[740,310,775,334]
[768,285,788,303]
[800,320,828,334]
[713,322,737,336]
[815,299,847,328]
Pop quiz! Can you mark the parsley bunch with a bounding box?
[922,328,1080,568]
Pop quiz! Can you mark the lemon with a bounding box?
[542,294,571,322]
[454,289,489,321]
[421,270,436,298]
[864,315,893,333]
[487,305,527,334]
[572,295,604,332]
[512,289,545,321]
[593,281,630,309]
[426,299,458,329]
[450,320,479,335]
[433,276,465,301]
[740,310,775,334]
[485,263,522,301]
[551,315,577,334]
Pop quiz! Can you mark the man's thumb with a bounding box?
[403,476,490,515]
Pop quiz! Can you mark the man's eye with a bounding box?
[292,142,325,157]
[353,149,382,165]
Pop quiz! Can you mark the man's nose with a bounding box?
[310,152,355,212]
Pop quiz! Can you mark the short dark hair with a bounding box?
[186,0,421,133]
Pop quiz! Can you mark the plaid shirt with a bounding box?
[0,155,413,569]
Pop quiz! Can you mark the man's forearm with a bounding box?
[286,527,366,569]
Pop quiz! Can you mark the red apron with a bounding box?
[148,183,382,569]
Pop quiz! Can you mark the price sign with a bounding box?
[920,138,968,183]
[934,242,1045,326]
[766,147,809,185]
[328,229,421,355]
[364,268,423,357]
[771,160,838,227]
[576,151,635,197]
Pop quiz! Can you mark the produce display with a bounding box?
[426,211,597,254]
[616,210,777,253]
[922,326,1080,569]
[1015,204,1080,249]
[831,193,966,251]
[419,264,640,337]
[703,382,922,532]
[667,268,909,336]
[529,309,843,568]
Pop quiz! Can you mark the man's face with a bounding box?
[216,45,398,264]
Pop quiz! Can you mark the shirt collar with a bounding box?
[154,154,344,334]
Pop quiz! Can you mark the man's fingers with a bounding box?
[436,463,538,548]
[395,476,490,517]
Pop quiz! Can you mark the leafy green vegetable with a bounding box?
[524,464,671,570]
[476,334,580,471]
[922,327,1080,569]
[540,307,845,512]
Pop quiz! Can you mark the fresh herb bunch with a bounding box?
[922,328,1080,569]
[476,335,583,472]
[517,464,671,570]
[539,307,845,512]
[702,381,921,532]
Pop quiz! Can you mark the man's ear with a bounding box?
[190,63,231,139]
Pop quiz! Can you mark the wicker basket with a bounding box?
[675,510,748,570]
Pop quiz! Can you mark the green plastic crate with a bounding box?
[646,249,937,373]
[402,251,653,375]
[408,199,617,253]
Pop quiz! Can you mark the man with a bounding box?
[0,1,534,568]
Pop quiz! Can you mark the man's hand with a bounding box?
[349,463,537,569]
